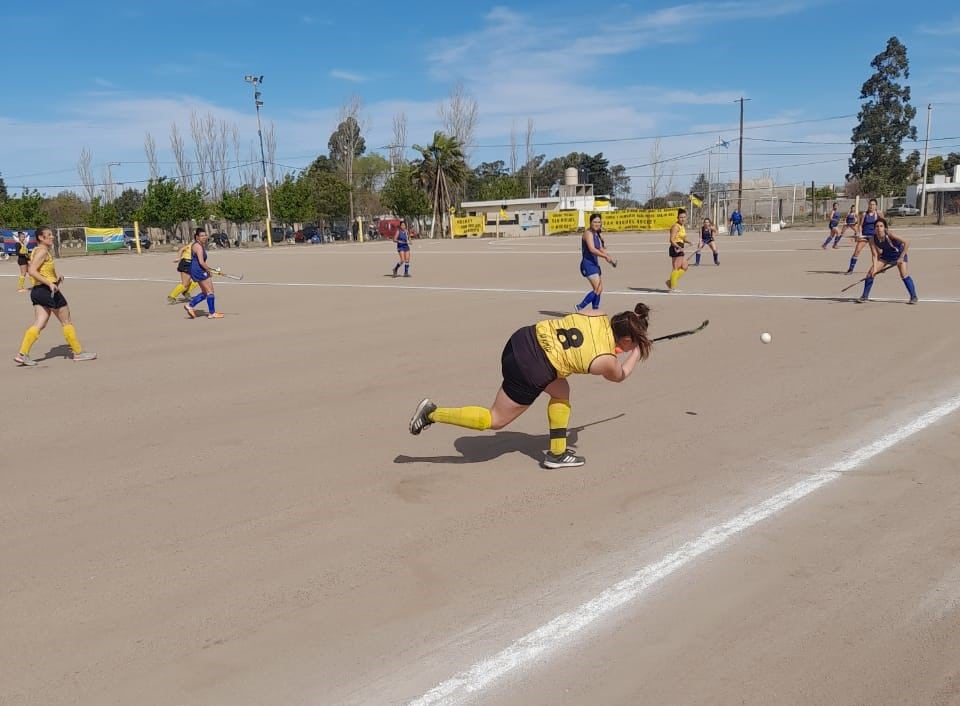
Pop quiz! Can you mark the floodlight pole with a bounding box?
[245,74,273,247]
[735,97,751,212]
[920,103,932,217]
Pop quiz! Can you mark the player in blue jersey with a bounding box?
[392,220,412,277]
[848,198,883,274]
[822,202,841,249]
[575,213,616,312]
[856,218,918,304]
[839,205,858,242]
[695,217,719,265]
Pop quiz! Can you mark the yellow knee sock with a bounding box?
[168,284,186,299]
[17,274,25,289]
[187,281,199,293]
[547,398,571,455]
[62,324,82,354]
[430,406,492,431]
[670,268,687,289]
[19,326,40,355]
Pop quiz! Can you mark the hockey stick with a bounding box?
[839,263,894,293]
[652,319,709,343]
[214,270,244,281]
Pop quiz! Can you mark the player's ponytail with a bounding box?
[611,303,652,360]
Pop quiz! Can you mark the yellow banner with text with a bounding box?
[451,216,486,237]
[547,208,679,234]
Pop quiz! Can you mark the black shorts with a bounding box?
[669,245,685,258]
[177,260,192,273]
[500,326,558,406]
[30,286,68,309]
[17,255,29,266]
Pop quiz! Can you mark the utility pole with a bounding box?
[106,161,120,203]
[244,74,273,247]
[920,103,932,217]
[735,97,751,212]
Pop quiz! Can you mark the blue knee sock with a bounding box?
[206,294,216,313]
[695,251,701,265]
[577,291,595,310]
[847,256,857,273]
[189,292,207,307]
[833,235,841,246]
[592,292,601,310]
[393,262,400,274]
[861,277,874,299]
[822,236,833,248]
[902,276,917,298]
[404,263,409,275]
[713,251,719,265]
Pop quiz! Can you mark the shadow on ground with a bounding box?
[394,414,624,465]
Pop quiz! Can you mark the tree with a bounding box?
[611,164,632,205]
[77,148,96,202]
[690,173,710,200]
[308,172,351,224]
[0,173,8,202]
[381,165,431,228]
[0,189,46,229]
[328,96,366,236]
[944,152,960,176]
[848,36,918,196]
[217,186,264,231]
[42,191,88,227]
[467,160,526,201]
[140,178,204,241]
[88,196,119,227]
[271,175,314,226]
[114,188,145,224]
[439,82,478,164]
[412,131,469,238]
[806,185,838,201]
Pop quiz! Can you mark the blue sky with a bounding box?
[2,0,959,199]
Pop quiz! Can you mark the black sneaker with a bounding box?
[542,450,586,469]
[409,398,437,435]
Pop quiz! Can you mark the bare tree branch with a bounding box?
[439,82,478,164]
[649,138,664,204]
[77,148,96,202]
[144,133,159,181]
[525,118,535,198]
[390,112,407,170]
[170,122,192,188]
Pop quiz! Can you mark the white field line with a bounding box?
[3,274,959,304]
[405,392,960,706]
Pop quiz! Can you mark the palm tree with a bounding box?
[412,131,468,238]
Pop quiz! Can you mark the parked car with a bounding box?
[887,204,920,216]
[122,228,152,250]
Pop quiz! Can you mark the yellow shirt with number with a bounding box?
[30,249,58,287]
[534,313,616,378]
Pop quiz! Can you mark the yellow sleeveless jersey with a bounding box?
[30,249,58,287]
[534,313,616,378]
[179,244,192,262]
[17,241,29,257]
[672,224,686,245]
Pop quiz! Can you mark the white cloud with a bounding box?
[918,16,960,35]
[329,70,368,83]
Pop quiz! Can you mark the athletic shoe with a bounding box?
[14,353,37,366]
[208,312,225,319]
[665,279,672,290]
[72,351,97,362]
[408,398,437,435]
[574,303,584,313]
[856,296,868,303]
[542,450,586,469]
[184,304,197,319]
[909,296,918,305]
[403,273,411,278]
[167,296,177,304]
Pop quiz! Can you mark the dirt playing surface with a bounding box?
[3,227,959,706]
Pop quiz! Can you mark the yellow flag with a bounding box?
[690,194,703,208]
[499,208,508,219]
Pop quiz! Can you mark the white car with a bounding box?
[887,204,920,216]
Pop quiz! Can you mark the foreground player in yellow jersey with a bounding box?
[167,237,200,303]
[666,208,688,291]
[408,303,652,469]
[13,227,97,366]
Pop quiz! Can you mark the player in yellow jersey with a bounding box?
[166,238,200,303]
[666,208,688,291]
[13,227,96,366]
[408,303,653,469]
[15,231,32,292]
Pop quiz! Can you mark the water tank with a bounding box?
[954,165,960,183]
[564,167,578,186]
